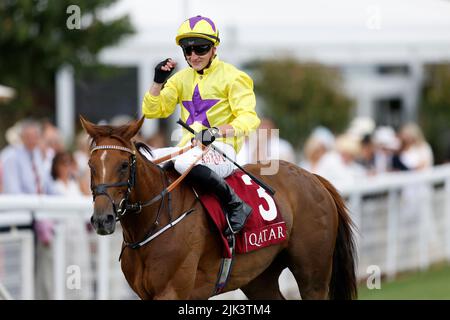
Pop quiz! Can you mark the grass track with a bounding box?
[358,264,450,300]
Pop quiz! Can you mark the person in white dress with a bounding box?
[396,123,437,249]
[398,123,434,171]
[301,133,365,192]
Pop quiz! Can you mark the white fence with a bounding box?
[343,164,450,280]
[1,164,450,299]
[0,197,137,300]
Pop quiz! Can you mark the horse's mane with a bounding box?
[134,141,177,176]
[134,141,154,159]
[133,141,179,176]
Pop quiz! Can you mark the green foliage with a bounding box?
[419,63,450,164]
[246,58,354,150]
[0,0,134,143]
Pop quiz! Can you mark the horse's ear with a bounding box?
[80,115,97,139]
[124,116,145,140]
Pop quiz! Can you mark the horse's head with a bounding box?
[80,116,144,235]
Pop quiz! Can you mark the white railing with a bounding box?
[341,164,450,280]
[1,164,450,299]
[0,227,34,299]
[0,196,136,300]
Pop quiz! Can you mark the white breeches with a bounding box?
[146,142,236,178]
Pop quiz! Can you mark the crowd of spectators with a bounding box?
[298,117,434,190]
[235,116,435,192]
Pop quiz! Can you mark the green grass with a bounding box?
[358,264,450,300]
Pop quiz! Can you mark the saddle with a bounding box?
[161,161,287,258]
[198,170,287,258]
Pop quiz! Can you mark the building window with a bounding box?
[75,66,138,125]
[376,65,410,76]
[374,97,403,129]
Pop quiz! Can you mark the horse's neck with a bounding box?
[120,152,168,244]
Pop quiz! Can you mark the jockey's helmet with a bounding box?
[175,15,220,47]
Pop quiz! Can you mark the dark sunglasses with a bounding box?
[182,44,212,56]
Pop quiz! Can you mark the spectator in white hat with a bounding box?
[372,126,401,174]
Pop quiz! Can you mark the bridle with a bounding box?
[89,141,208,254]
[90,144,169,221]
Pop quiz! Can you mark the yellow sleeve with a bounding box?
[141,75,179,119]
[229,72,260,136]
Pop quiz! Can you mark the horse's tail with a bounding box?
[314,174,358,300]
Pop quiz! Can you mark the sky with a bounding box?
[102,0,450,31]
[98,0,450,51]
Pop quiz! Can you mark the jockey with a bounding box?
[142,15,260,236]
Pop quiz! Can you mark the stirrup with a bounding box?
[224,215,238,236]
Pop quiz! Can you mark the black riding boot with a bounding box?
[187,165,252,236]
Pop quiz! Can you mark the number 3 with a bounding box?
[241,174,277,221]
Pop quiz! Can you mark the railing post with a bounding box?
[53,221,66,300]
[21,230,34,299]
[445,177,450,262]
[386,188,399,280]
[419,183,432,271]
[96,236,110,300]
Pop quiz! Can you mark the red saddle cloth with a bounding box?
[199,171,287,258]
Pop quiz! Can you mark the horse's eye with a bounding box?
[120,162,129,171]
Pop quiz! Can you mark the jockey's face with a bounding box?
[185,46,216,71]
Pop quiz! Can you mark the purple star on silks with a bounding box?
[189,16,216,32]
[182,85,220,127]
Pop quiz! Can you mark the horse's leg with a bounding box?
[286,222,336,300]
[151,252,202,300]
[240,253,286,300]
[287,203,337,299]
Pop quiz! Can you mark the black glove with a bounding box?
[154,58,175,84]
[194,127,220,146]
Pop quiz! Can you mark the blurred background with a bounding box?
[1,0,450,300]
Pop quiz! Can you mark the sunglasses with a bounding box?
[182,44,212,56]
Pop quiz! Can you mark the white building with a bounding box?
[57,0,450,143]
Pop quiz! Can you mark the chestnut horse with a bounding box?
[81,116,357,300]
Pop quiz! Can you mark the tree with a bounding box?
[246,58,354,150]
[419,63,450,164]
[0,0,134,144]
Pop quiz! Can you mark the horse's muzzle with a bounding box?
[91,212,116,235]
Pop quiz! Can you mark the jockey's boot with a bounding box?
[187,165,252,236]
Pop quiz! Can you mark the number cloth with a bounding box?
[199,171,287,257]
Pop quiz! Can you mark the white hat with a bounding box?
[110,114,133,126]
[373,126,400,150]
[5,121,23,145]
[311,126,335,150]
[335,134,361,157]
[347,117,376,139]
[0,84,16,102]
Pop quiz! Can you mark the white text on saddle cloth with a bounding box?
[244,222,287,251]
